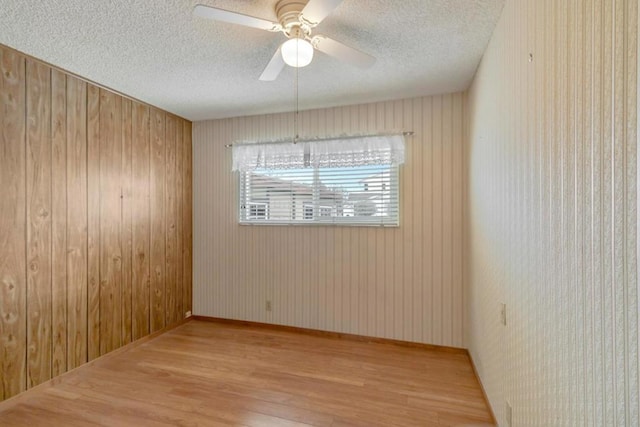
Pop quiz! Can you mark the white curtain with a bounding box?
[231,134,405,172]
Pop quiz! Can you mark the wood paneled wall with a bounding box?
[466,0,638,424]
[0,44,193,401]
[192,94,466,348]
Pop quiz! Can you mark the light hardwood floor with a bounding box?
[0,320,493,426]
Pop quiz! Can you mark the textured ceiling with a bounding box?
[0,0,504,121]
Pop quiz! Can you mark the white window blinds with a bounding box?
[233,134,405,226]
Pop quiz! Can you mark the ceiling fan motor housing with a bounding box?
[276,0,312,37]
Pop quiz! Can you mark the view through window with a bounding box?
[239,164,399,226]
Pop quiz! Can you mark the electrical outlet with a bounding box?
[500,303,507,326]
[266,300,272,312]
[185,310,192,318]
[505,401,512,426]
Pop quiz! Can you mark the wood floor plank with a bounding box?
[0,320,493,426]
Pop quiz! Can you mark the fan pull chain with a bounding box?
[293,43,299,144]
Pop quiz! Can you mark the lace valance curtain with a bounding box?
[231,134,406,172]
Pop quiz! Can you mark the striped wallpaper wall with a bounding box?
[466,0,639,424]
[193,94,467,347]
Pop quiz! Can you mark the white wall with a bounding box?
[466,0,639,424]
[193,95,467,347]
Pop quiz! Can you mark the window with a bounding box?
[239,164,399,225]
[233,134,405,226]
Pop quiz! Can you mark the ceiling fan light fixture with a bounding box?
[281,37,314,67]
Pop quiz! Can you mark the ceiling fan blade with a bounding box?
[300,0,343,26]
[259,47,286,81]
[193,4,280,31]
[312,35,376,68]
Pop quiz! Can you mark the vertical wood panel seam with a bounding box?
[64,74,69,374]
[23,52,27,394]
[84,82,89,364]
[48,65,53,382]
[63,71,68,376]
[46,65,51,382]
[148,108,151,335]
[98,90,101,358]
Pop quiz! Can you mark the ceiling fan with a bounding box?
[193,0,376,81]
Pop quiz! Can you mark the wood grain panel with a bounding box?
[132,102,150,340]
[50,69,67,377]
[86,83,100,361]
[98,89,122,356]
[0,48,26,400]
[0,42,192,403]
[175,119,184,321]
[183,121,193,315]
[26,58,52,388]
[121,99,132,346]
[150,108,166,332]
[65,76,87,370]
[164,114,177,325]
